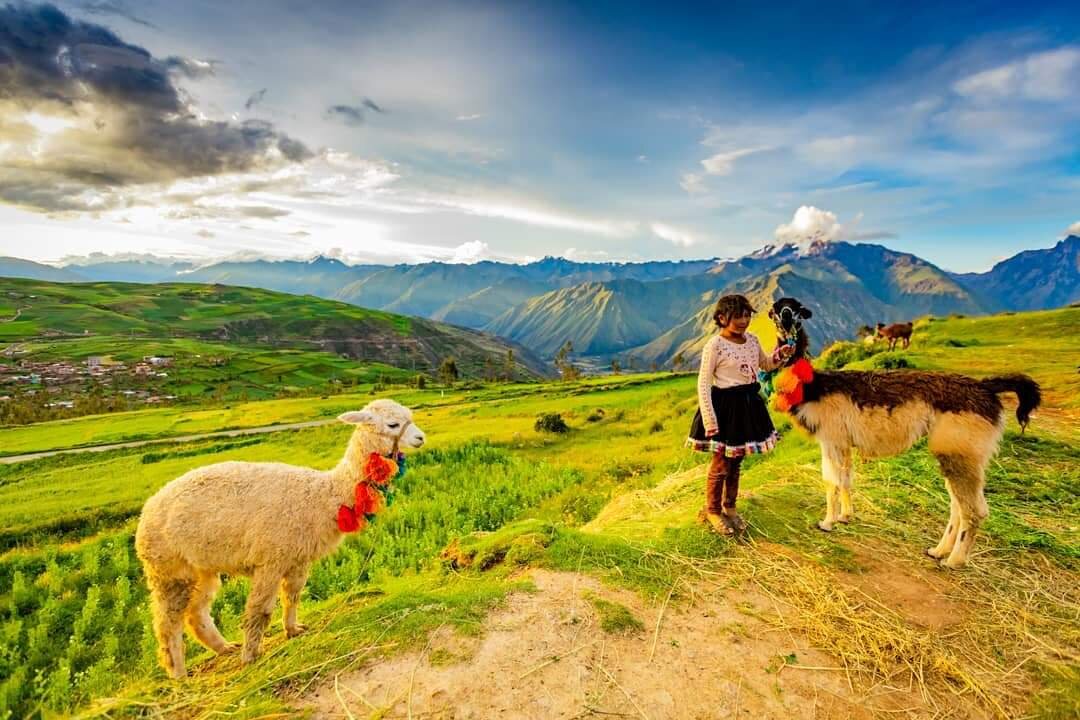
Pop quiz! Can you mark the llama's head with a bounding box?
[769,297,812,341]
[338,399,426,455]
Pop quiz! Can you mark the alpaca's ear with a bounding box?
[798,306,813,319]
[338,410,375,425]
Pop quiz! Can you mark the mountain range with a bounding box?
[3,235,1076,366]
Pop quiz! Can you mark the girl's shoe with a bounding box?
[699,509,736,536]
[723,509,747,533]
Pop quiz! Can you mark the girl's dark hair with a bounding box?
[713,294,755,329]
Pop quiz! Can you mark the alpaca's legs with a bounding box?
[942,460,988,569]
[150,576,194,679]
[280,567,311,638]
[242,570,281,665]
[817,444,848,532]
[926,479,961,560]
[185,573,236,654]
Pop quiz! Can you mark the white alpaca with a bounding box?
[135,399,425,678]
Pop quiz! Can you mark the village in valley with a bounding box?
[0,349,179,418]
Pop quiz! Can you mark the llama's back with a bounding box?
[136,461,336,576]
[800,370,1006,458]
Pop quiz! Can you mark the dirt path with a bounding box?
[304,570,935,720]
[0,418,336,464]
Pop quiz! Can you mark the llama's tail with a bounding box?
[981,374,1041,432]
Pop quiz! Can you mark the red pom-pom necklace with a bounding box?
[337,452,398,533]
[771,358,814,413]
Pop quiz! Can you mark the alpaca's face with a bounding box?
[769,297,812,337]
[338,399,426,452]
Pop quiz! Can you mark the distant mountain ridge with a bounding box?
[950,235,1079,311]
[3,235,1076,365]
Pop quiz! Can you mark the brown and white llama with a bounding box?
[875,321,913,350]
[768,298,1040,568]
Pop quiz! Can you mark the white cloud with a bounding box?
[700,146,771,176]
[449,240,491,263]
[774,205,844,249]
[455,113,483,121]
[420,194,639,237]
[563,247,610,261]
[771,206,895,251]
[680,172,707,194]
[953,47,1080,101]
[650,222,699,248]
[1064,221,1080,237]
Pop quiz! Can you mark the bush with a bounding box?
[648,419,664,434]
[817,341,881,370]
[586,408,606,422]
[534,412,570,434]
[868,353,915,369]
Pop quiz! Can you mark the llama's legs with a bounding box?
[150,576,194,679]
[836,451,854,524]
[242,570,280,665]
[280,567,311,638]
[817,444,848,532]
[926,479,961,560]
[185,573,237,654]
[941,457,988,569]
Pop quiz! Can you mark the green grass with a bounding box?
[1,307,1077,718]
[585,594,644,634]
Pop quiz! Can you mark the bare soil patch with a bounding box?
[304,570,937,719]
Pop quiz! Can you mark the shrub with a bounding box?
[586,408,606,422]
[534,413,570,434]
[648,419,664,434]
[817,341,880,370]
[868,353,914,369]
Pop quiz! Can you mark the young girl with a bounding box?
[687,294,793,535]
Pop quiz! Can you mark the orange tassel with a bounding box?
[774,368,800,394]
[354,483,382,515]
[364,453,397,485]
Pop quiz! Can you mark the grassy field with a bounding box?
[0,308,1076,718]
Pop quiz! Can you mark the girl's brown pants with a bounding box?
[706,454,743,512]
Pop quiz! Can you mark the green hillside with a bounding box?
[0,278,548,378]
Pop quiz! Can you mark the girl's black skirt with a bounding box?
[686,382,779,457]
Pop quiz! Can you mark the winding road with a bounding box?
[0,418,337,464]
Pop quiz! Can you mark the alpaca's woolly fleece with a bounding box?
[134,398,425,678]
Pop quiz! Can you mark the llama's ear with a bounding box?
[798,306,813,319]
[338,410,375,425]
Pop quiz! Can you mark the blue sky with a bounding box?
[0,0,1078,271]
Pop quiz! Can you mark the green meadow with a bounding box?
[0,308,1076,718]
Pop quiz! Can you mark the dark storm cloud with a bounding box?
[244,87,267,110]
[77,0,156,29]
[0,3,312,212]
[325,97,385,126]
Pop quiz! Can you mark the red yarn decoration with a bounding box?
[354,482,382,515]
[791,358,815,383]
[364,453,396,486]
[337,505,362,533]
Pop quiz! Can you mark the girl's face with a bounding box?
[721,310,752,334]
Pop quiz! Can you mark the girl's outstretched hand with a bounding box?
[777,344,795,360]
